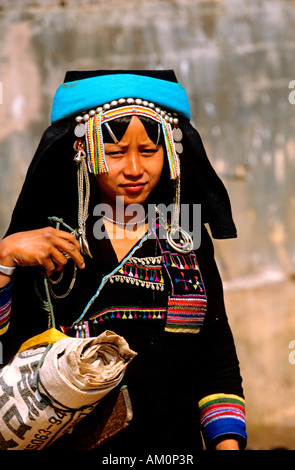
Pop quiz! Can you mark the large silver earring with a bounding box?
[73,140,92,258]
[167,171,194,254]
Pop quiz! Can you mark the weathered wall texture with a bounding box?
[0,0,294,449]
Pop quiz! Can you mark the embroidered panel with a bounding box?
[157,238,208,334]
[89,306,166,322]
[62,232,208,337]
[109,255,165,291]
[64,306,166,337]
[162,251,205,296]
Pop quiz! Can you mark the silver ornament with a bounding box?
[74,123,86,138]
[173,127,183,142]
[175,142,183,154]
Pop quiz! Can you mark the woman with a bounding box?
[0,70,246,451]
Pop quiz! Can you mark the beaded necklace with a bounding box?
[102,214,148,226]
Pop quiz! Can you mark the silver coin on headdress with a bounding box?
[172,127,183,142]
[74,123,86,138]
[175,142,183,154]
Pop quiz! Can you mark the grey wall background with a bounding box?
[0,0,294,449]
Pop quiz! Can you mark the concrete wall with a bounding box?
[0,0,294,449]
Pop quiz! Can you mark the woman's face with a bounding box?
[95,116,164,210]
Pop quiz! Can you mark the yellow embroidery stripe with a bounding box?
[198,393,245,408]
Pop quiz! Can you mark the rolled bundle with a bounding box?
[0,330,136,450]
[38,330,137,409]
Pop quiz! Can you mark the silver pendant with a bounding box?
[77,227,92,258]
[166,226,193,254]
[74,123,86,138]
[175,142,183,154]
[173,127,183,142]
[79,235,92,258]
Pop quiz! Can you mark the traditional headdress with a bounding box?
[6,70,237,242]
[50,71,195,254]
[51,72,190,177]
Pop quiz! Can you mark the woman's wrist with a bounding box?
[0,238,17,267]
[0,272,13,288]
[0,239,17,286]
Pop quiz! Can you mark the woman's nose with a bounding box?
[123,151,144,177]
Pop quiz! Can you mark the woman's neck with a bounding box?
[100,197,147,226]
[103,219,148,262]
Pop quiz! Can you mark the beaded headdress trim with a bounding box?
[74,99,183,180]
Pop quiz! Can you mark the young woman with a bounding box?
[0,70,246,451]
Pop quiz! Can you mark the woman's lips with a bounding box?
[120,183,146,193]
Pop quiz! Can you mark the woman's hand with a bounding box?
[0,227,85,286]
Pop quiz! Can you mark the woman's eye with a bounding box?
[105,147,158,157]
[106,150,124,157]
[141,148,157,155]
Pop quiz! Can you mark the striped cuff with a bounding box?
[198,393,247,448]
[0,282,13,335]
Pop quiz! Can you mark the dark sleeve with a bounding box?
[195,225,247,449]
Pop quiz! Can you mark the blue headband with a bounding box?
[50,73,191,123]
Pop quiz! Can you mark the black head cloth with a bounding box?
[5,70,236,239]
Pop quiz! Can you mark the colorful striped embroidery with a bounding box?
[165,296,206,334]
[86,112,107,174]
[198,393,247,446]
[0,282,13,335]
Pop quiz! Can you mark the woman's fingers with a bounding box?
[49,247,70,272]
[0,227,86,273]
[42,257,59,277]
[51,228,81,250]
[52,235,85,269]
[38,228,85,271]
